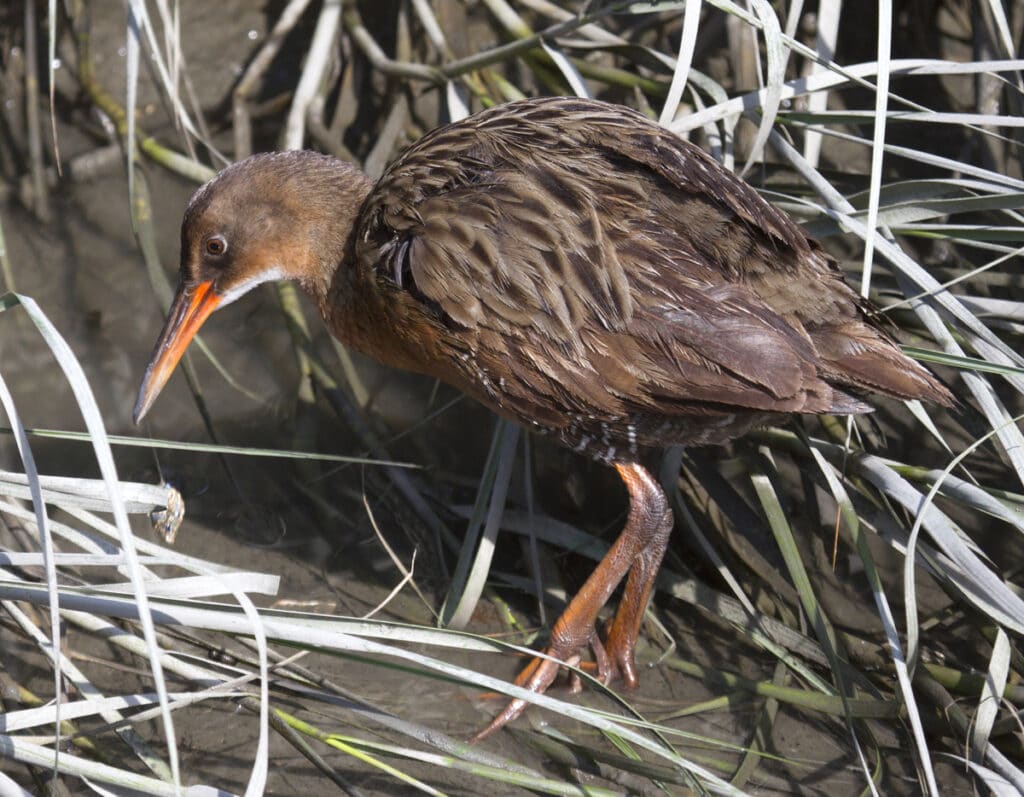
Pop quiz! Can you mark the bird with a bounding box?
[133,96,952,740]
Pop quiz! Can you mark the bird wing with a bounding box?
[354,99,881,424]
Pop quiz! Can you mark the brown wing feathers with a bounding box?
[355,97,950,450]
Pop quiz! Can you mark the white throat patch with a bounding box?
[216,266,289,306]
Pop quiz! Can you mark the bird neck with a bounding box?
[289,157,375,315]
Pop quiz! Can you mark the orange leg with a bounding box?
[472,462,674,741]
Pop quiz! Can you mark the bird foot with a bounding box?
[470,648,573,743]
[566,629,639,692]
[471,626,639,743]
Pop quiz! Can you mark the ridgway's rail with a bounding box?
[134,96,952,740]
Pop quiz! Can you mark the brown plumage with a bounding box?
[134,96,952,739]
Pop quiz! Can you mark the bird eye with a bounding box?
[205,236,227,257]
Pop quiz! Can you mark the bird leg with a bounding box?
[472,462,674,742]
[603,465,675,687]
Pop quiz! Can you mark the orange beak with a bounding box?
[133,280,220,423]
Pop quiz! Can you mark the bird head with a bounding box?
[133,151,363,423]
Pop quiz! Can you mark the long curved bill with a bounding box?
[133,280,220,424]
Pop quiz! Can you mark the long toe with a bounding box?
[470,654,566,742]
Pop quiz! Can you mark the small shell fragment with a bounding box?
[151,484,185,544]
